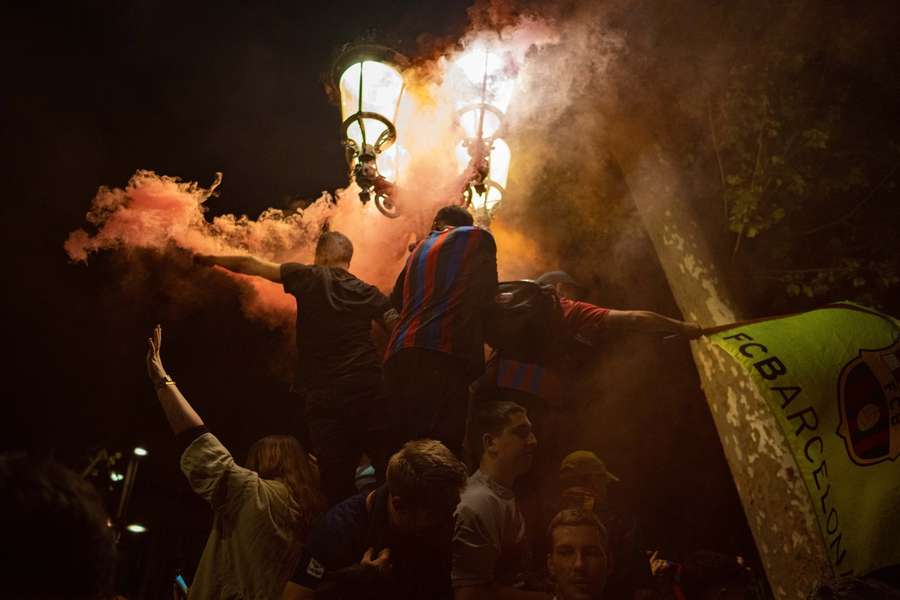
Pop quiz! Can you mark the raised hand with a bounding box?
[683,322,704,339]
[146,324,169,384]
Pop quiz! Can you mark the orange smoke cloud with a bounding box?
[65,170,412,328]
[64,8,568,330]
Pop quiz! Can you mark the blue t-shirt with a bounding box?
[291,485,453,599]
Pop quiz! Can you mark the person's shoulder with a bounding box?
[561,298,607,315]
[337,268,381,292]
[318,490,369,533]
[453,225,495,239]
[281,262,313,281]
[458,474,504,515]
[449,226,496,254]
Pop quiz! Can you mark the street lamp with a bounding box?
[452,45,515,220]
[334,44,408,218]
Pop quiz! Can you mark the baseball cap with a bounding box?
[559,450,620,483]
[536,271,583,289]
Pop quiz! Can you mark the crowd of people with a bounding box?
[4,205,898,599]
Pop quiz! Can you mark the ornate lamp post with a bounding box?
[452,45,515,220]
[334,44,408,218]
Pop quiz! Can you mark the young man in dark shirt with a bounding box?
[284,439,469,600]
[197,231,396,505]
[384,205,498,457]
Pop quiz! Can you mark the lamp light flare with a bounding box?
[133,447,148,457]
[453,47,516,113]
[126,523,147,533]
[335,46,408,218]
[339,61,404,150]
[463,139,509,212]
[458,109,502,140]
[487,139,511,190]
[375,143,412,183]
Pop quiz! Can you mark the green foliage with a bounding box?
[705,34,900,314]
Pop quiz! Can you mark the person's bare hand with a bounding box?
[360,547,391,576]
[683,322,703,340]
[146,324,169,384]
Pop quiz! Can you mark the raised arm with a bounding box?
[196,254,282,283]
[602,309,702,339]
[146,325,203,435]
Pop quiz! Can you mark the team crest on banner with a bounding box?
[710,303,900,577]
[836,341,900,466]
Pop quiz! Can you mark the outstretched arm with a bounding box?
[602,309,702,338]
[146,325,204,435]
[196,254,282,283]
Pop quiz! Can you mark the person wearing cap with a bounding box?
[557,451,655,600]
[558,451,620,513]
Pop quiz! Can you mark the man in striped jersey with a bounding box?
[384,205,498,458]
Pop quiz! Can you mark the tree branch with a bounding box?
[800,162,899,236]
[707,94,727,219]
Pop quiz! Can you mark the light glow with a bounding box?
[126,523,147,533]
[458,139,510,212]
[452,47,516,113]
[375,143,410,183]
[458,107,502,140]
[487,139,511,191]
[339,60,404,151]
[133,447,148,457]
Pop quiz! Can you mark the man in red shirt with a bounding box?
[480,270,701,413]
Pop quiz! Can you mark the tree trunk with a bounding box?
[607,124,832,599]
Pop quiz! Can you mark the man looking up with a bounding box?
[385,205,498,456]
[453,401,550,600]
[546,509,610,600]
[284,439,469,600]
[196,230,395,505]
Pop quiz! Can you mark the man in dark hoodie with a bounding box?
[197,230,396,505]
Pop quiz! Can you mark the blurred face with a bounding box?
[389,494,459,540]
[486,411,537,476]
[548,525,608,600]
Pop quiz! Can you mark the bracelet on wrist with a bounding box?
[154,376,176,391]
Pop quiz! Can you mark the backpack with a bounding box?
[484,280,565,363]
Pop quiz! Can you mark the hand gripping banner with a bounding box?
[708,302,900,576]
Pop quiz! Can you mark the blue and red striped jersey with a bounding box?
[492,299,610,401]
[386,225,498,372]
[495,356,563,402]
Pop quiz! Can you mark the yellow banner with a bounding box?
[710,303,900,576]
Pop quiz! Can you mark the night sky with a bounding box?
[4,0,756,593]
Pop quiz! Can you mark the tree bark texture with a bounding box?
[607,125,832,599]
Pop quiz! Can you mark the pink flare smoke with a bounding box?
[65,171,414,328]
